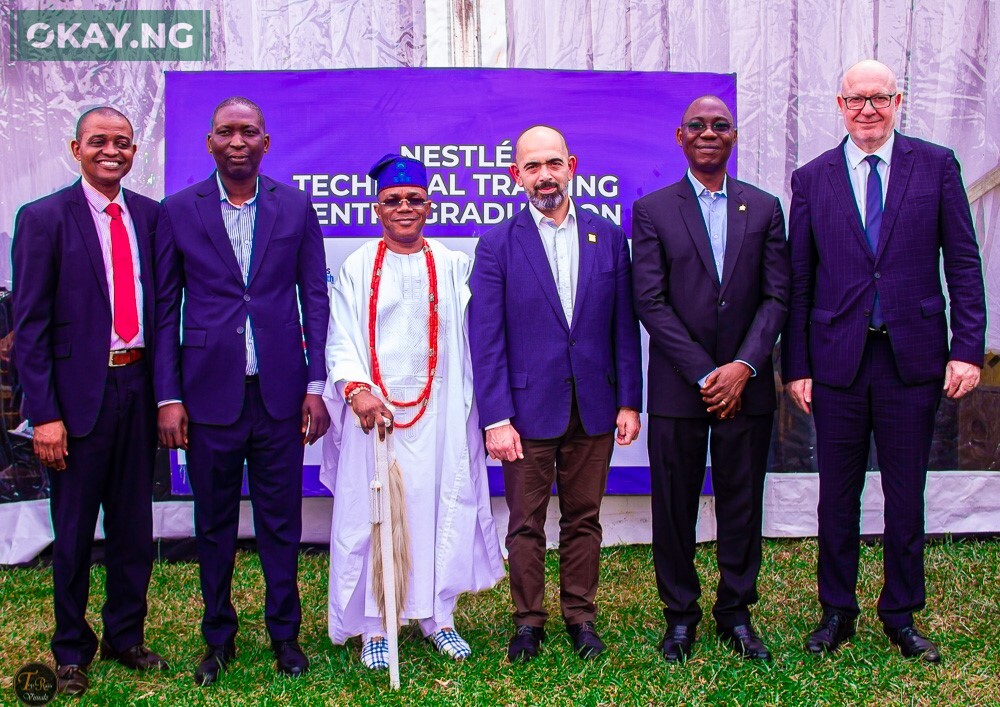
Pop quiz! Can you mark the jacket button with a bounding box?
[237,326,245,334]
[244,294,251,302]
[719,300,727,307]
[864,309,871,316]
[570,339,577,346]
[874,272,880,279]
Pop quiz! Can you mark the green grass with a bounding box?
[1,539,998,705]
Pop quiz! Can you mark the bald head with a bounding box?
[681,95,734,126]
[514,125,569,162]
[841,60,897,96]
[76,106,132,141]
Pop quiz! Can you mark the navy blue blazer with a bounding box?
[12,180,159,436]
[782,133,986,387]
[469,204,643,439]
[153,173,329,425]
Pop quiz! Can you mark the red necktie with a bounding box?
[104,203,140,343]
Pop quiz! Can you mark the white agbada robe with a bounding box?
[321,238,505,643]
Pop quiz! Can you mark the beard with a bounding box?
[527,179,567,211]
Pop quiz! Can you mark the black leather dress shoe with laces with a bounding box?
[194,643,236,687]
[805,612,856,655]
[272,639,310,676]
[566,621,606,659]
[507,624,545,663]
[660,625,695,663]
[883,624,941,664]
[100,639,170,670]
[717,623,772,661]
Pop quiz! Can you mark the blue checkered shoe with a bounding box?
[361,636,389,670]
[429,628,472,660]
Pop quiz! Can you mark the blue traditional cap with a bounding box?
[368,154,428,193]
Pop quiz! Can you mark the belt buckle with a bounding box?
[109,349,128,367]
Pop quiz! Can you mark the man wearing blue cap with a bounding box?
[322,154,504,670]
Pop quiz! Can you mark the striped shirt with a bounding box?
[216,174,324,395]
[80,176,144,350]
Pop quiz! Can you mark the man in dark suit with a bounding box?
[12,107,168,696]
[470,125,643,662]
[783,60,986,663]
[154,97,330,684]
[632,96,790,662]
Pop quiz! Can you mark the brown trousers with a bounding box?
[502,399,615,626]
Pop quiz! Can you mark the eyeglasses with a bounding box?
[841,93,897,111]
[683,120,734,134]
[378,197,429,210]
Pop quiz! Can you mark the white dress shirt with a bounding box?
[844,131,894,221]
[528,199,580,326]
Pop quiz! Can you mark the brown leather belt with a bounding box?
[109,348,145,367]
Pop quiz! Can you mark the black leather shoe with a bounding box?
[100,639,170,670]
[717,623,772,661]
[272,639,310,676]
[566,621,606,659]
[805,612,856,655]
[507,624,545,663]
[194,643,236,687]
[883,624,941,664]
[56,664,89,696]
[660,625,695,663]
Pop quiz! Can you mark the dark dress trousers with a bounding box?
[154,174,329,645]
[782,133,986,627]
[632,176,790,628]
[12,180,160,666]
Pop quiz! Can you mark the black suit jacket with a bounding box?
[12,180,158,436]
[632,175,790,417]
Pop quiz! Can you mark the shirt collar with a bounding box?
[528,198,577,229]
[686,169,728,198]
[845,130,895,170]
[216,172,259,206]
[80,175,125,214]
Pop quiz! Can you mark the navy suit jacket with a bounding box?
[469,204,643,439]
[632,176,790,417]
[12,180,159,436]
[154,173,329,425]
[782,133,986,387]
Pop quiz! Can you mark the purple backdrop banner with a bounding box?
[164,68,737,237]
[164,67,737,497]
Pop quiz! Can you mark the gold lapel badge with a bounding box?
[739,204,747,212]
[588,233,598,243]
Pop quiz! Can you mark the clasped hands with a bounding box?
[701,362,752,420]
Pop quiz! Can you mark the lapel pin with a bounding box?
[588,233,598,243]
[738,204,747,212]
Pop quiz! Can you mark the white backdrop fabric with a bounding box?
[1,0,998,339]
